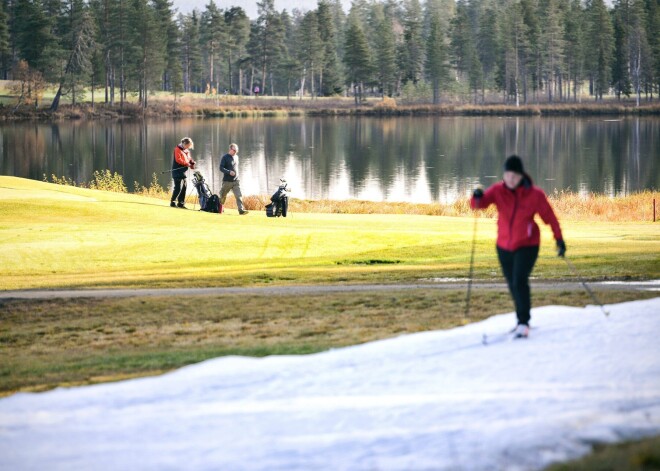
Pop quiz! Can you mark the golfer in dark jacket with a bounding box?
[471,155,566,338]
[219,143,248,215]
[171,137,195,208]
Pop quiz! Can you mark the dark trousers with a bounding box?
[171,178,187,204]
[497,245,539,326]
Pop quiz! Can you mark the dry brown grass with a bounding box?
[547,190,659,222]
[211,191,658,222]
[3,93,659,120]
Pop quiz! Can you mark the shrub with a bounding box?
[89,170,127,193]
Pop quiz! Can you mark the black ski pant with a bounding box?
[171,177,187,204]
[497,245,539,326]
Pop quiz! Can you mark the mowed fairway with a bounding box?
[0,176,658,291]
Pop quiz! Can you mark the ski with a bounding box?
[482,327,534,345]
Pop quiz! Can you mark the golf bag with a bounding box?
[192,171,221,213]
[266,179,289,217]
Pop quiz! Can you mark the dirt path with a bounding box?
[1,280,657,300]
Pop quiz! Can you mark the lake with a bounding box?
[1,116,657,203]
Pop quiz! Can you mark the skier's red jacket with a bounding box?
[470,175,563,252]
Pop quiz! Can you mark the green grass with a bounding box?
[544,435,660,470]
[0,176,658,290]
[1,288,655,395]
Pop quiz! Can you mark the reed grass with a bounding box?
[3,90,660,120]
[208,191,658,222]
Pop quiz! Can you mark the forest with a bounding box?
[1,0,659,110]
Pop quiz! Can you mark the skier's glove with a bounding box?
[473,188,484,199]
[556,239,566,258]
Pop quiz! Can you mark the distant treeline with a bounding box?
[1,0,659,111]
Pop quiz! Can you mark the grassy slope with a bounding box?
[1,176,658,290]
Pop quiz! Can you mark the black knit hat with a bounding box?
[504,155,524,174]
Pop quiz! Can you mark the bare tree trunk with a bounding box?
[210,44,214,88]
[261,63,266,95]
[228,54,233,93]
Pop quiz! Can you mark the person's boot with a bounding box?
[177,202,187,209]
[512,324,529,339]
[170,201,176,208]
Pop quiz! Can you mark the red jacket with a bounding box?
[471,176,563,251]
[173,145,193,167]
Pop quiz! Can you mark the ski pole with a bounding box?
[563,257,609,316]
[464,213,479,322]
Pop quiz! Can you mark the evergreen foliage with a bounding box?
[4,0,660,107]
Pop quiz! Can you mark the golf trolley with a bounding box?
[266,179,290,217]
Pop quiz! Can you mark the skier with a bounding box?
[471,155,566,338]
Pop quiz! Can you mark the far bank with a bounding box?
[2,96,660,121]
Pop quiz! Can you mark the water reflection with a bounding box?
[0,116,657,203]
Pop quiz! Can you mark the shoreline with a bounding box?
[2,100,660,121]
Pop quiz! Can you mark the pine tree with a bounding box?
[498,0,528,105]
[612,1,632,99]
[586,0,614,100]
[369,2,396,98]
[627,0,651,105]
[129,0,165,107]
[201,0,224,93]
[14,0,54,73]
[152,0,180,93]
[317,0,342,96]
[296,10,323,98]
[425,11,449,104]
[564,0,586,102]
[254,0,284,95]
[50,0,96,110]
[477,6,499,102]
[180,11,202,92]
[402,0,423,84]
[343,12,372,105]
[520,0,540,103]
[0,1,10,79]
[540,0,566,102]
[647,0,660,99]
[224,6,249,94]
[450,0,481,101]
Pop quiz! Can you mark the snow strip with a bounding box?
[1,298,659,471]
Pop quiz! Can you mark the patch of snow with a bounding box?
[422,277,470,282]
[597,280,660,286]
[1,298,659,470]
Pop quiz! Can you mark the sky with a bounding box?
[2,297,659,470]
[172,0,613,18]
[172,0,350,18]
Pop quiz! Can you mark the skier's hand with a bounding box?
[230,171,236,177]
[473,188,484,199]
[556,239,566,258]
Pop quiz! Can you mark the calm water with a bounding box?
[1,116,657,203]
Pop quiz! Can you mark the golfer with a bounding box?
[170,137,195,208]
[219,143,248,215]
[471,155,566,338]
